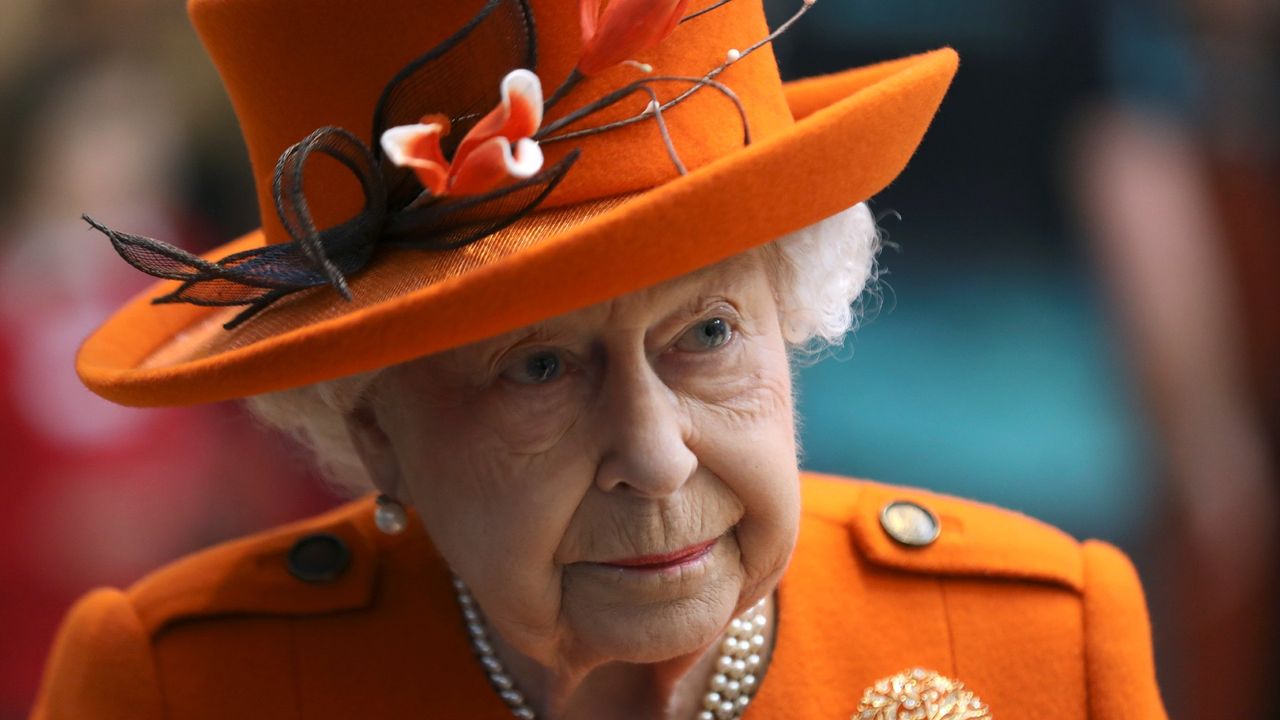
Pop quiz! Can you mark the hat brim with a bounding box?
[78,48,958,407]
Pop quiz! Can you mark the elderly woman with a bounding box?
[33,0,1167,718]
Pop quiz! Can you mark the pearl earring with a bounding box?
[374,494,408,535]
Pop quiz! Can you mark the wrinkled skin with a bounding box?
[346,252,801,718]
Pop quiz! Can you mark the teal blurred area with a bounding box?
[769,0,1158,544]
[769,0,1280,714]
[794,248,1153,542]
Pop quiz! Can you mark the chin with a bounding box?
[565,573,743,665]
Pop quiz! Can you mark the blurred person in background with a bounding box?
[770,0,1277,717]
[0,4,334,717]
[1071,0,1279,716]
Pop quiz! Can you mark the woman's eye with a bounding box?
[502,350,565,385]
[675,317,733,352]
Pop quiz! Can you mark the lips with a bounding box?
[599,538,719,570]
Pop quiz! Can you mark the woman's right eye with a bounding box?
[501,350,565,385]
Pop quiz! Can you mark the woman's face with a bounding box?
[351,252,800,670]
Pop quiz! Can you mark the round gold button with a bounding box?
[879,500,940,547]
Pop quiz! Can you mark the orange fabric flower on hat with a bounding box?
[577,0,691,76]
[381,69,545,197]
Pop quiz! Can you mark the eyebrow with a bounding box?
[474,252,764,360]
[686,250,762,284]
[676,252,763,303]
[475,324,573,373]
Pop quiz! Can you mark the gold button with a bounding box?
[879,501,940,547]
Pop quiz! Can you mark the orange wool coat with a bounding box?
[31,473,1168,719]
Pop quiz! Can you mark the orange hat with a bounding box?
[77,0,958,407]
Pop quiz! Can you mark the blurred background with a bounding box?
[0,0,1275,717]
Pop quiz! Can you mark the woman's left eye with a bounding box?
[674,317,734,352]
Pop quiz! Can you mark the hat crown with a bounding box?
[189,0,796,246]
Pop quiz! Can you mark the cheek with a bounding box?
[385,385,582,534]
[381,397,595,641]
[484,379,589,454]
[683,340,800,601]
[681,326,796,459]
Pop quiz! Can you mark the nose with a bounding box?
[593,355,697,497]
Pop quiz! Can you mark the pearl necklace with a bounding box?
[452,577,770,720]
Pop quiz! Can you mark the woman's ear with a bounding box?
[343,395,404,500]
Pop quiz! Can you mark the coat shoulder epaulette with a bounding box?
[789,472,1165,718]
[800,471,1084,592]
[124,495,382,637]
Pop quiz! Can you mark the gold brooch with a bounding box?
[855,668,991,719]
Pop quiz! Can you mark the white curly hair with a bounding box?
[248,201,882,496]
